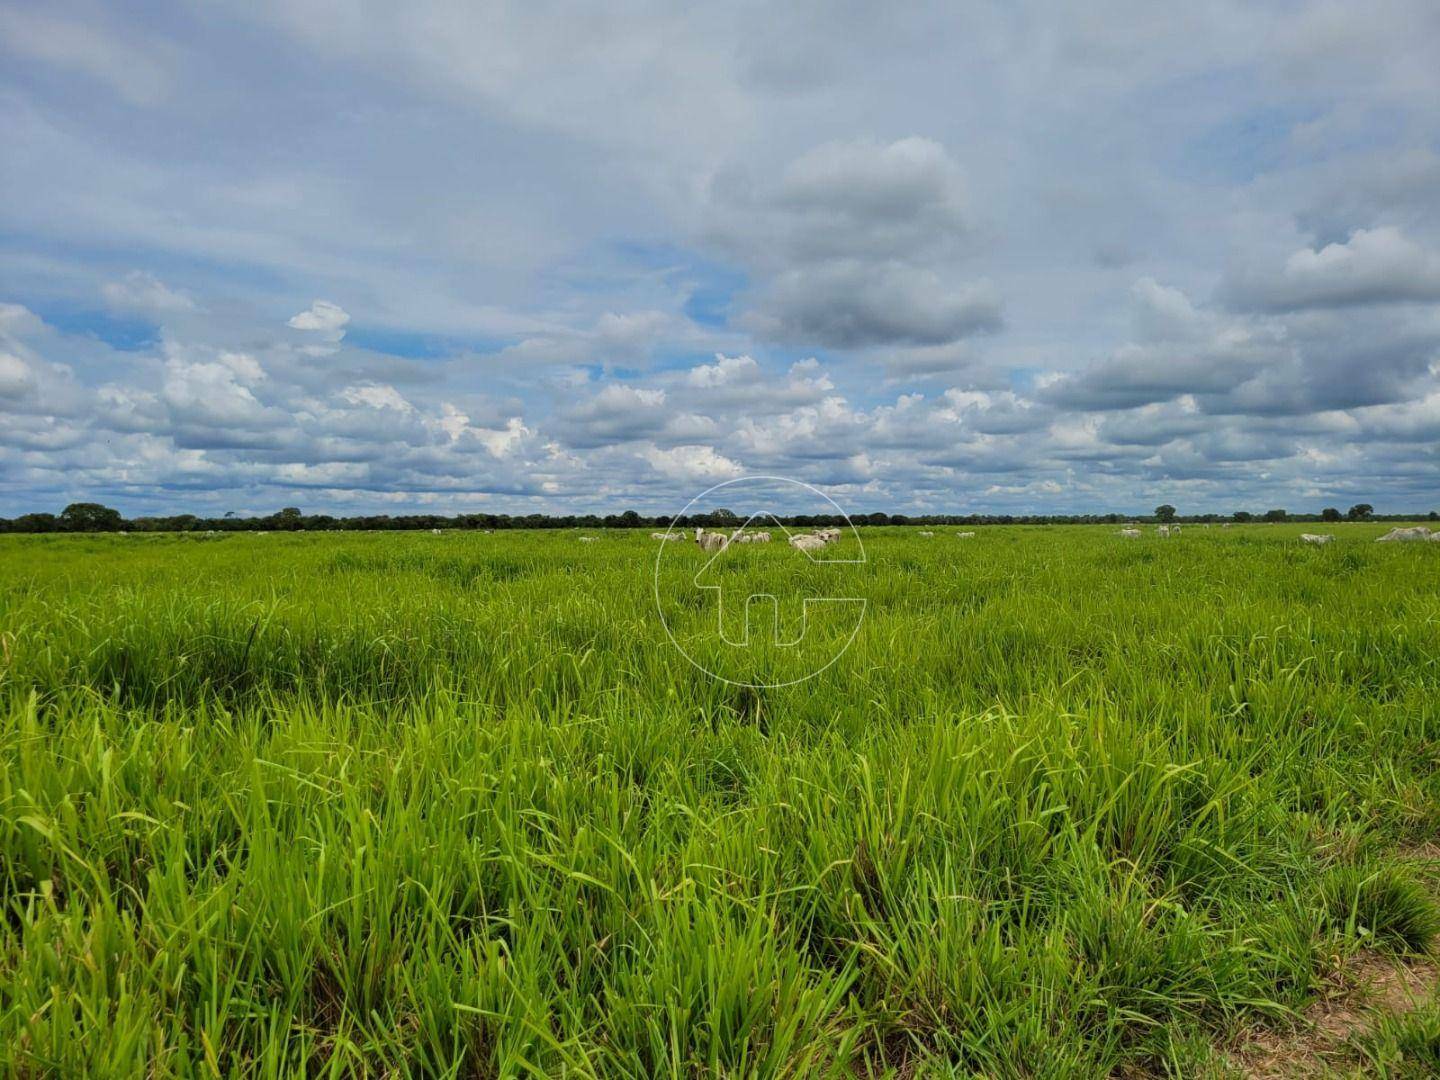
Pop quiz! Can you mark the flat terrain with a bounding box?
[2,525,1440,1077]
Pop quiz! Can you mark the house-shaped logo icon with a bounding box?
[691,512,865,647]
[653,476,869,688]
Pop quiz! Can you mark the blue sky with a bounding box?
[2,0,1438,518]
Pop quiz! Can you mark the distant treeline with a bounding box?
[3,501,1437,534]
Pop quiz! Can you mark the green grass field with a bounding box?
[3,525,1440,1077]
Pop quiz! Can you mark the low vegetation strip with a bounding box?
[1,525,1439,1076]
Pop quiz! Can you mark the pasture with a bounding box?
[2,524,1440,1077]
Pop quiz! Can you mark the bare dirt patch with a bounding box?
[1228,953,1438,1077]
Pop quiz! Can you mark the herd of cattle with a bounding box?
[672,526,986,551]
[1119,525,1187,538]
[579,524,1440,547]
[1112,523,1439,545]
[681,526,843,553]
[652,523,1440,549]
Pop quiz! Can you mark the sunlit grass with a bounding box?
[1,524,1438,1075]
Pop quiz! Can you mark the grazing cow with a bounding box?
[812,528,841,543]
[1119,528,1141,538]
[1300,533,1335,545]
[956,531,975,538]
[431,528,442,535]
[578,536,598,543]
[1376,526,1432,543]
[789,533,826,552]
[918,530,934,537]
[1157,525,1170,537]
[1170,524,1181,535]
[696,528,728,553]
[1221,523,1231,528]
[732,530,771,543]
[651,531,682,540]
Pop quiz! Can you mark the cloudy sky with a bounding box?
[3,1,1439,517]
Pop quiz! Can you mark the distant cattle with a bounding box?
[789,533,826,552]
[1119,528,1141,538]
[814,528,841,543]
[1376,526,1432,543]
[431,528,442,535]
[1300,533,1335,545]
[695,528,728,553]
[918,530,934,537]
[730,530,771,544]
[1157,525,1171,537]
[955,531,975,538]
[651,531,683,540]
[1170,524,1181,535]
[578,536,598,543]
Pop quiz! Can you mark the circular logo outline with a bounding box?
[651,475,868,689]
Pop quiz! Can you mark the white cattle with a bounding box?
[1170,524,1182,535]
[578,536,598,543]
[696,528,728,553]
[815,528,841,543]
[651,531,683,540]
[789,533,826,552]
[1221,522,1231,528]
[1300,533,1335,545]
[918,530,934,537]
[956,531,975,538]
[731,530,771,543]
[1119,528,1141,538]
[1376,526,1432,543]
[431,528,442,535]
[1157,525,1171,537]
